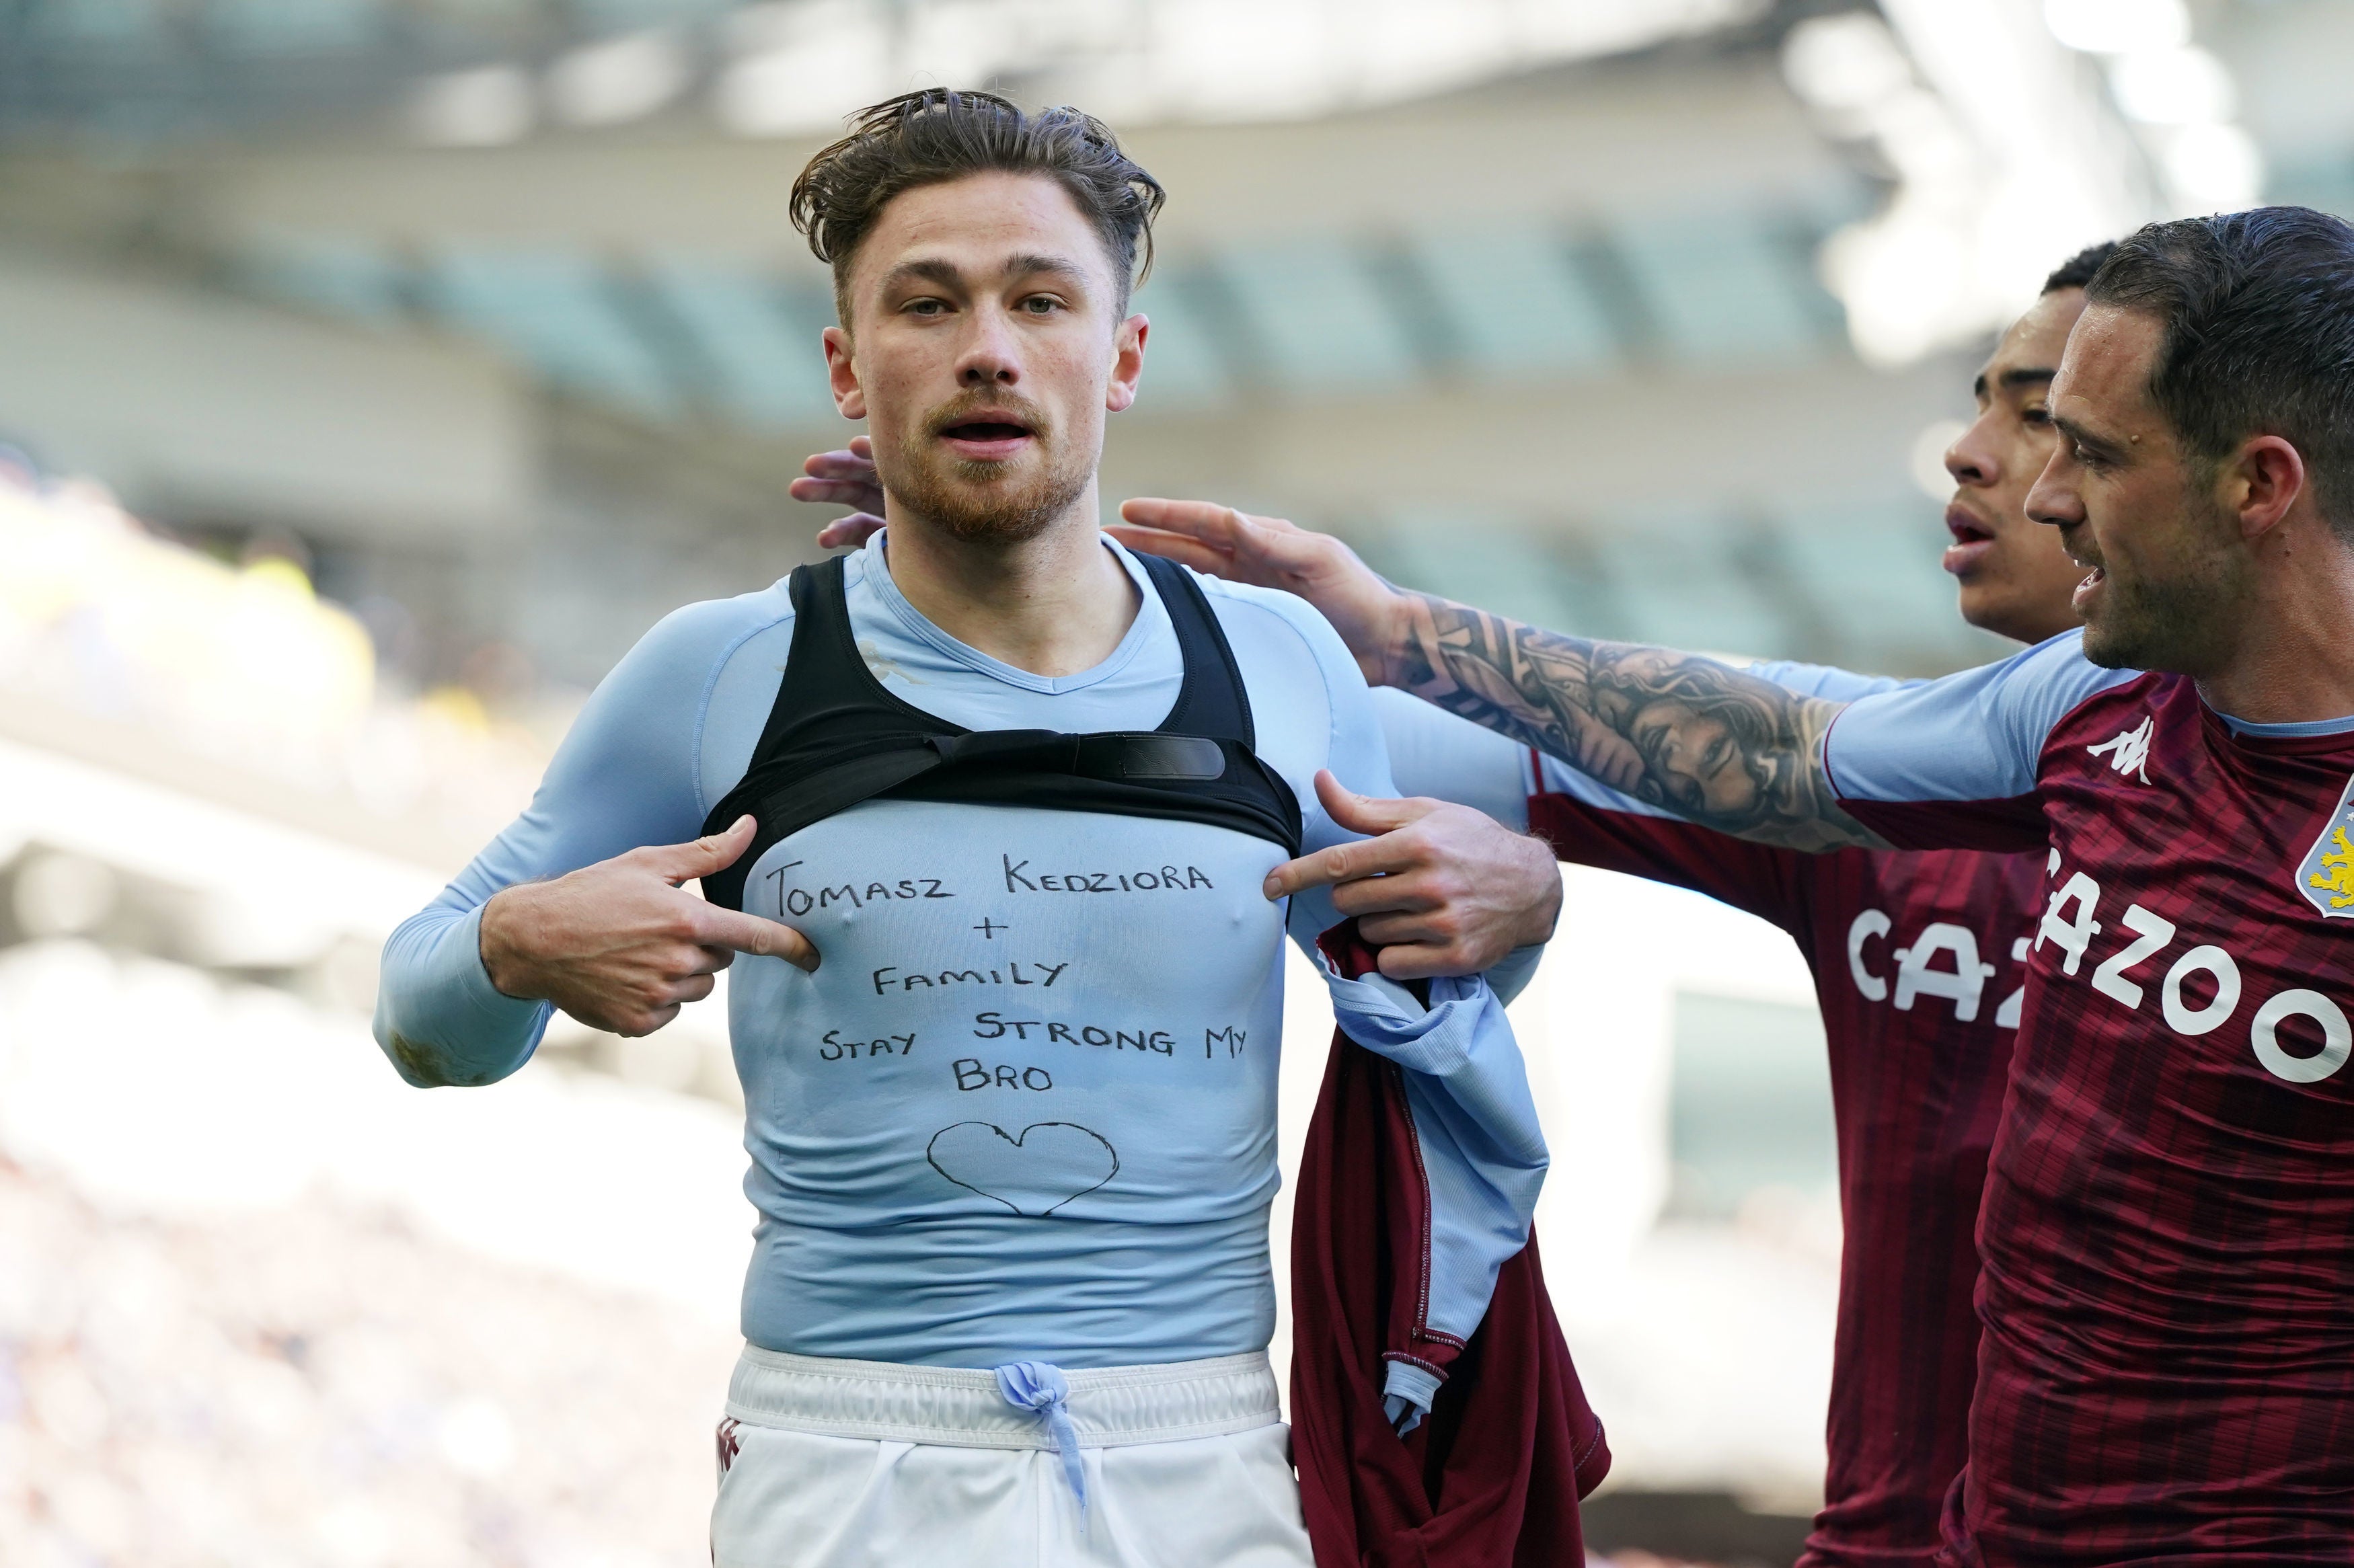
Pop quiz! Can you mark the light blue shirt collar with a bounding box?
[854,528,1165,698]
[2217,709,2354,738]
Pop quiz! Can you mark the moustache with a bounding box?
[922,392,1053,442]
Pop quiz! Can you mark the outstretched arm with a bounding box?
[1385,594,1870,853]
[788,450,1878,851]
[1114,500,1883,854]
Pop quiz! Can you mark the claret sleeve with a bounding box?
[1821,630,2137,853]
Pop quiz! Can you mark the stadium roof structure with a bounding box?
[2,0,2343,687]
[0,0,1768,146]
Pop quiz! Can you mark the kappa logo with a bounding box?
[2296,773,2354,920]
[2086,715,2155,784]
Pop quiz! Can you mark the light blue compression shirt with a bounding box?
[375,533,1544,1373]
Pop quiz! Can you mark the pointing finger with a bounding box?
[694,905,821,972]
[1264,832,1443,901]
[1262,848,1328,902]
[1262,838,1389,901]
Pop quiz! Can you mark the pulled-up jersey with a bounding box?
[1379,682,2031,1568]
[373,533,1544,1376]
[1825,629,2354,1565]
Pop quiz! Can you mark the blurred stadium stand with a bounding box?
[1,0,2015,692]
[223,198,1864,420]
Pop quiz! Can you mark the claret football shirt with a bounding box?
[1380,682,2031,1568]
[1825,629,2354,1565]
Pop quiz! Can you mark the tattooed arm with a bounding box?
[1112,500,1884,854]
[788,456,1881,853]
[1386,592,1878,852]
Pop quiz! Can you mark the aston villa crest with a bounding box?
[2300,773,2354,920]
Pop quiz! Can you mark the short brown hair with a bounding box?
[2088,207,2354,538]
[790,89,1166,325]
[2042,239,2119,295]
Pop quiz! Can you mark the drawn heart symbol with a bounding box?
[926,1122,1121,1217]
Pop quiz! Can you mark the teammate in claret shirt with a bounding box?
[1055,243,2110,1568]
[371,91,1569,1568]
[1124,209,2354,1563]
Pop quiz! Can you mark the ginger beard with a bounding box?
[881,389,1095,546]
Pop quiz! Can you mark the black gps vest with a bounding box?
[699,551,1303,914]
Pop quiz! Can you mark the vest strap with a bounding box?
[699,547,1301,914]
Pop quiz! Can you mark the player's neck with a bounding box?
[2196,534,2354,724]
[876,484,1140,678]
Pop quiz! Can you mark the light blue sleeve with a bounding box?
[1279,597,1400,949]
[1261,596,1548,1430]
[1741,658,1915,705]
[1371,687,1534,831]
[1823,629,2138,806]
[371,596,782,1087]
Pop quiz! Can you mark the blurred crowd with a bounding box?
[0,937,750,1566]
[0,457,551,853]
[0,1161,732,1568]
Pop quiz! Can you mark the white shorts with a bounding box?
[710,1347,1314,1568]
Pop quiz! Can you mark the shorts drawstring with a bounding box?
[993,1361,1087,1516]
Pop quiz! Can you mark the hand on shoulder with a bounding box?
[1111,500,1406,689]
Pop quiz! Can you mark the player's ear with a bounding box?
[825,325,866,421]
[1106,313,1147,415]
[2230,434,2306,541]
